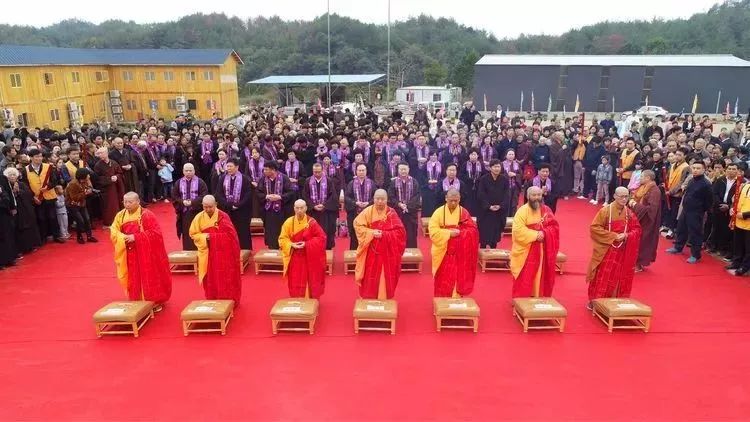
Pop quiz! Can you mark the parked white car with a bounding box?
[621,106,669,121]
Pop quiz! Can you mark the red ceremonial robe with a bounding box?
[286,218,327,298]
[433,207,480,297]
[117,209,172,303]
[512,205,560,298]
[355,206,407,299]
[587,205,642,300]
[199,210,242,304]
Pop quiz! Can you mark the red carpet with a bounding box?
[2,199,750,420]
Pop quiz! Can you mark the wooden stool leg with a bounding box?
[132,322,139,338]
[523,318,529,333]
[183,321,188,336]
[473,317,478,333]
[643,317,651,333]
[608,317,614,333]
[390,320,396,335]
[559,317,566,333]
[354,319,359,334]
[436,316,441,332]
[272,320,278,335]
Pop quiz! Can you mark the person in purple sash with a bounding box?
[387,163,421,248]
[257,161,294,249]
[344,163,375,250]
[171,163,208,250]
[302,163,339,250]
[216,158,253,250]
[283,150,305,199]
[198,132,218,184]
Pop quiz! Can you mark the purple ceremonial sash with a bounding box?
[466,161,482,181]
[427,161,442,186]
[396,177,413,203]
[481,145,494,165]
[249,157,264,182]
[265,144,278,160]
[285,160,300,190]
[179,177,199,212]
[317,145,328,156]
[214,159,227,174]
[264,176,283,212]
[533,176,552,192]
[201,141,213,164]
[443,177,460,192]
[223,174,242,205]
[416,145,428,168]
[310,176,328,205]
[354,178,373,203]
[503,160,520,187]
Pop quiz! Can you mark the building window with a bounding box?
[79,105,85,116]
[43,72,54,85]
[126,100,137,111]
[10,73,22,88]
[164,71,174,81]
[144,71,156,81]
[167,100,177,110]
[95,71,104,82]
[203,70,214,81]
[206,100,218,110]
[71,71,80,83]
[50,109,60,122]
[186,71,196,81]
[102,71,109,81]
[406,92,414,102]
[149,99,159,110]
[187,99,197,110]
[123,71,133,81]
[432,93,442,102]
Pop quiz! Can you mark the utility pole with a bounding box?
[386,0,390,104]
[327,0,332,108]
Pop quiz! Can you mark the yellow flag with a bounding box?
[691,94,698,114]
[574,94,580,113]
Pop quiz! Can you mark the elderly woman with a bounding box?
[3,167,41,256]
[0,169,17,268]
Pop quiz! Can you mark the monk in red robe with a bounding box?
[587,186,642,308]
[353,189,406,299]
[279,199,327,298]
[510,186,560,297]
[110,192,172,311]
[189,195,242,304]
[428,188,480,297]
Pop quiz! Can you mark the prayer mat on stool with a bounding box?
[478,248,510,272]
[343,250,357,274]
[250,218,265,236]
[168,250,198,274]
[93,301,155,338]
[421,217,430,236]
[353,299,398,334]
[326,250,333,275]
[181,300,235,336]
[270,298,319,334]
[401,248,423,273]
[433,297,480,332]
[592,298,652,333]
[504,217,513,234]
[240,249,252,274]
[254,249,283,274]
[512,297,567,333]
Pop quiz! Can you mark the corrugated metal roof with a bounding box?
[397,86,451,90]
[0,44,243,66]
[248,74,386,84]
[476,54,750,67]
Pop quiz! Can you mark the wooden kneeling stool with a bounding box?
[250,217,265,236]
[254,249,283,274]
[168,250,198,274]
[592,298,652,333]
[93,301,155,338]
[240,249,252,274]
[270,298,319,334]
[512,298,567,332]
[433,297,480,332]
[504,217,513,234]
[401,248,424,273]
[421,217,430,236]
[343,250,357,274]
[478,249,510,272]
[181,300,235,336]
[353,299,398,334]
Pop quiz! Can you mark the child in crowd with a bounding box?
[158,158,174,202]
[64,168,98,244]
[54,185,69,239]
[592,155,613,205]
[627,161,644,192]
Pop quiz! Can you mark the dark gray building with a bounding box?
[473,55,750,114]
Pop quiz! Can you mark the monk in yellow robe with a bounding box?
[279,199,327,298]
[429,188,479,297]
[353,189,406,299]
[189,195,242,304]
[110,192,172,311]
[510,186,560,298]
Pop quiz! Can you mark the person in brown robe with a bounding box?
[629,170,662,272]
[548,131,573,196]
[109,137,139,194]
[93,147,125,228]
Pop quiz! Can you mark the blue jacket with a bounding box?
[583,141,606,169]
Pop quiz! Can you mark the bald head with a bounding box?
[374,189,388,210]
[446,188,460,210]
[527,186,543,197]
[614,186,630,207]
[527,186,543,210]
[202,195,217,215]
[96,147,109,160]
[123,192,140,211]
[294,199,307,217]
[183,163,195,178]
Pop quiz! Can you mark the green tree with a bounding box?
[423,61,448,85]
[645,37,669,54]
[451,50,480,92]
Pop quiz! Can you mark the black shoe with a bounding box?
[77,235,85,244]
[54,238,66,244]
[726,264,740,270]
[87,236,98,243]
[736,268,748,276]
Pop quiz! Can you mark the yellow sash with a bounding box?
[26,163,57,201]
[65,160,84,179]
[620,149,639,179]
[667,162,688,191]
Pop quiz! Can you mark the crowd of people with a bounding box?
[0,102,748,281]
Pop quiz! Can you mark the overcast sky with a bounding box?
[2,0,724,38]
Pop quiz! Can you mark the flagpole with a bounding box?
[715,90,722,115]
[327,0,331,107]
[386,0,391,104]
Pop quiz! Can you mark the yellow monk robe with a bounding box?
[110,206,172,303]
[278,214,327,298]
[619,149,640,181]
[189,209,242,303]
[26,163,57,201]
[510,203,560,297]
[353,205,406,299]
[428,205,479,297]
